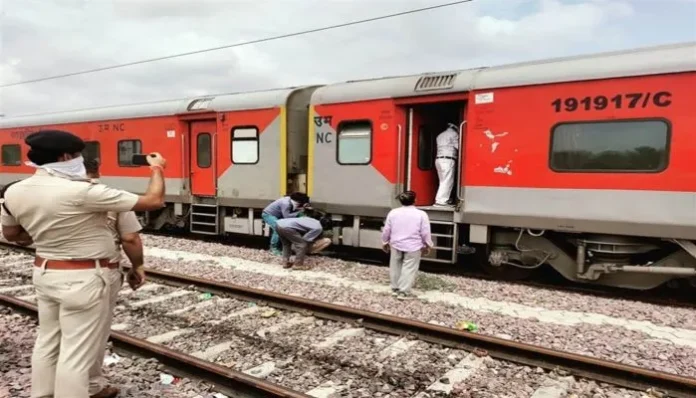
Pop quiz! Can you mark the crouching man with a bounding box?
[275,209,330,270]
[84,159,147,396]
[262,192,311,256]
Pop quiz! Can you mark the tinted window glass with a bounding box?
[337,121,371,165]
[197,133,211,168]
[83,141,101,163]
[118,140,142,166]
[550,120,669,172]
[417,125,434,170]
[1,145,21,166]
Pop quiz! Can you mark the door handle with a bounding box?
[456,121,467,201]
[395,124,402,195]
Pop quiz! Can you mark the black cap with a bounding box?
[25,130,85,154]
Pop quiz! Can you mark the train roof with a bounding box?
[0,86,314,129]
[311,41,696,105]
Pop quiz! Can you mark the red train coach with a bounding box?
[308,42,696,290]
[0,86,319,235]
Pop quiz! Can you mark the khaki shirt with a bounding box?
[107,211,143,263]
[0,170,138,260]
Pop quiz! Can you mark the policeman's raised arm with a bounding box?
[83,152,167,212]
[132,152,167,211]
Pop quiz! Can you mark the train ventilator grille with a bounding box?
[414,73,457,92]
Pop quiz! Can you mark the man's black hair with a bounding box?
[289,192,310,204]
[397,191,416,206]
[83,158,100,175]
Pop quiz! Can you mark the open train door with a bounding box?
[403,101,466,206]
[189,120,217,196]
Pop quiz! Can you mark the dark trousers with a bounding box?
[276,226,309,266]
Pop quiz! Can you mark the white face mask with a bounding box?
[25,155,88,180]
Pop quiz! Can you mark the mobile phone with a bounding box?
[131,154,152,166]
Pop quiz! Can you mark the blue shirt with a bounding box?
[276,217,323,242]
[262,196,301,219]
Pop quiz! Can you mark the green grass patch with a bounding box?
[413,273,455,291]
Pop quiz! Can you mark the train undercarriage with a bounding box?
[141,201,696,292]
[481,229,696,291]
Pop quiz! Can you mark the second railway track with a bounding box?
[1,245,695,397]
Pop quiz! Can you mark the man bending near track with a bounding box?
[262,192,311,255]
[275,208,330,270]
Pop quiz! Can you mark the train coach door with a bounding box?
[190,120,217,196]
[400,101,467,206]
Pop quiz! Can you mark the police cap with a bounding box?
[25,130,85,154]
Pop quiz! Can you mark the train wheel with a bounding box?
[476,249,534,281]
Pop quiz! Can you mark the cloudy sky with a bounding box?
[0,0,694,117]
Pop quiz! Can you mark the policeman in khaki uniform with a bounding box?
[83,158,146,397]
[1,130,167,398]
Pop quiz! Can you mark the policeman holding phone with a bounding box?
[1,130,167,398]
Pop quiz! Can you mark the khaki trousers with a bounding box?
[31,265,110,398]
[88,268,123,395]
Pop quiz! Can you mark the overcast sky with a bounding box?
[0,0,694,117]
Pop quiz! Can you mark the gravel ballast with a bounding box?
[0,307,223,398]
[141,235,696,330]
[137,235,696,378]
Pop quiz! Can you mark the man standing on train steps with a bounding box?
[434,123,459,207]
[1,130,167,398]
[84,158,147,396]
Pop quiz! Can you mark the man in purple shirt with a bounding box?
[381,191,434,299]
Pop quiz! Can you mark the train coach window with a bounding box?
[118,140,142,166]
[197,133,212,168]
[83,141,101,163]
[417,125,434,171]
[550,119,669,173]
[231,127,259,164]
[337,121,372,165]
[1,145,21,166]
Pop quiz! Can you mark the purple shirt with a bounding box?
[381,206,433,252]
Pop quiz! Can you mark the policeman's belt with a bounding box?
[34,256,119,270]
[436,156,457,160]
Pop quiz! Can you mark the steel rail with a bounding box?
[130,266,696,398]
[0,294,310,398]
[2,242,695,396]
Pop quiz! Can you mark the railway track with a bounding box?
[145,230,696,310]
[0,294,308,398]
[1,244,695,397]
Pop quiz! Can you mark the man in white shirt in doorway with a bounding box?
[434,123,459,207]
